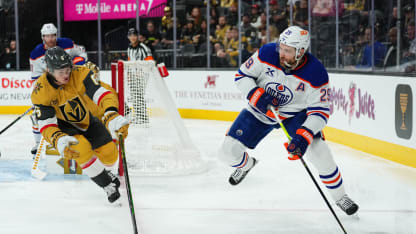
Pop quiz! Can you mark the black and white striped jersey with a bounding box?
[127,43,153,61]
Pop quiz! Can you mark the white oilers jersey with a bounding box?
[235,43,330,135]
[29,38,88,80]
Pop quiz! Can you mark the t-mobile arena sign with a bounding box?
[64,0,167,21]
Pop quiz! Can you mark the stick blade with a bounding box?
[31,169,47,180]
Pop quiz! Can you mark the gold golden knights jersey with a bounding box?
[31,65,119,149]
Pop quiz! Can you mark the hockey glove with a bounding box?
[103,111,129,140]
[286,127,314,158]
[56,135,80,159]
[72,56,86,65]
[84,61,100,81]
[247,87,279,118]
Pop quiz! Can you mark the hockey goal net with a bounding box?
[111,60,205,176]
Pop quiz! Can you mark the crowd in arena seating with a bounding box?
[1,0,416,72]
[130,0,416,71]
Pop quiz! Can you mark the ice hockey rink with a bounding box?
[0,114,415,234]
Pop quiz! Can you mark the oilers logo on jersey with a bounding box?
[264,82,293,106]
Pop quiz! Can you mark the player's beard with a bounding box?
[280,56,297,69]
[44,40,57,49]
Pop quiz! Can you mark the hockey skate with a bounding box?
[229,157,257,185]
[107,170,120,188]
[104,182,121,203]
[336,194,359,215]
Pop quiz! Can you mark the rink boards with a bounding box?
[0,70,415,168]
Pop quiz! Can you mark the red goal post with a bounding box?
[111,60,206,176]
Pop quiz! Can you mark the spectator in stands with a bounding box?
[404,4,415,30]
[387,6,398,31]
[213,16,231,44]
[220,0,236,8]
[402,20,416,72]
[269,1,288,34]
[294,0,309,27]
[187,7,204,31]
[226,3,239,26]
[223,26,239,66]
[181,20,196,45]
[0,39,16,70]
[250,4,261,27]
[355,27,387,68]
[240,14,257,43]
[213,42,230,67]
[253,12,268,30]
[142,21,162,50]
[161,6,180,49]
[193,19,211,52]
[383,27,399,69]
[258,24,279,46]
[209,6,219,33]
[312,0,344,17]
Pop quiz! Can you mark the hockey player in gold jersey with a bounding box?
[31,47,129,203]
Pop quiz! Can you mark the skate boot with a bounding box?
[31,143,39,159]
[336,194,359,215]
[229,157,257,185]
[107,170,120,188]
[91,169,121,203]
[104,182,121,203]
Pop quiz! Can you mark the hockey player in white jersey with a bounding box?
[29,23,88,156]
[219,26,359,215]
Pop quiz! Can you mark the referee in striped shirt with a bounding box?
[127,28,154,61]
[126,28,153,124]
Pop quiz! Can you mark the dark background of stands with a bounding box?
[1,0,416,76]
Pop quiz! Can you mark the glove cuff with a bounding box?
[247,87,262,100]
[296,127,314,144]
[51,131,68,150]
[103,111,119,127]
[248,87,265,106]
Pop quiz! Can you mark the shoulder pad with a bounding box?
[30,44,46,60]
[294,54,329,87]
[57,38,74,49]
[258,43,279,66]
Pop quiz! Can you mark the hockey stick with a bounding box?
[118,134,138,234]
[0,106,33,135]
[31,137,48,180]
[269,107,347,234]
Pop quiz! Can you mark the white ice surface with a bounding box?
[0,114,415,234]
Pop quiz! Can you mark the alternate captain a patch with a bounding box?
[59,96,87,123]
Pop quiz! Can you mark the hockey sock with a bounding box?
[232,152,255,171]
[319,166,346,201]
[82,156,107,183]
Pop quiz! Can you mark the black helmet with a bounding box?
[127,28,138,36]
[45,46,72,71]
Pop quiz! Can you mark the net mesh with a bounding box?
[114,60,206,176]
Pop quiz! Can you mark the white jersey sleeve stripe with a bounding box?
[38,117,58,133]
[93,87,110,105]
[307,111,329,123]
